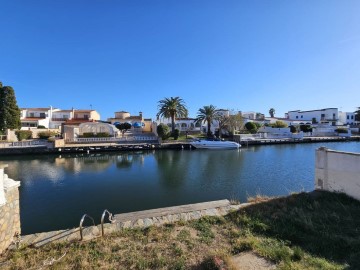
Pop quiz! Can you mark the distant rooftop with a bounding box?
[288,108,338,113]
[21,107,52,111]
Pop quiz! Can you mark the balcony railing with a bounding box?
[51,118,69,121]
[26,116,46,119]
[320,118,338,121]
[73,117,90,120]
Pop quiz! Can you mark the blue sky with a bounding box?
[1,0,359,120]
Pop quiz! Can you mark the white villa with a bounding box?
[20,107,60,129]
[285,108,339,125]
[157,117,201,133]
[339,111,357,126]
[20,107,100,130]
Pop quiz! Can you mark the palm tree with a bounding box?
[157,97,188,133]
[269,108,275,118]
[195,105,217,137]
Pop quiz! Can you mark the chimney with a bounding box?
[139,112,143,119]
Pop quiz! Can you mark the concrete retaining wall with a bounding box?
[315,147,360,201]
[0,165,21,254]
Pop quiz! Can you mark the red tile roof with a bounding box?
[21,118,44,121]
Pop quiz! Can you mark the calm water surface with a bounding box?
[1,141,360,234]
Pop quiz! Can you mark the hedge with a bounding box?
[15,130,32,141]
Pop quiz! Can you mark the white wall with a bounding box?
[339,112,356,125]
[315,147,360,201]
[287,108,338,124]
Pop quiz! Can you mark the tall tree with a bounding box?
[355,107,360,122]
[228,110,244,134]
[269,108,275,118]
[0,82,21,131]
[157,97,188,133]
[195,105,217,137]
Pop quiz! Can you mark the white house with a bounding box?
[20,107,60,129]
[285,108,339,125]
[338,111,356,125]
[20,107,101,131]
[157,117,201,132]
[242,111,265,120]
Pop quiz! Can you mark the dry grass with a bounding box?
[1,191,359,269]
[1,217,235,270]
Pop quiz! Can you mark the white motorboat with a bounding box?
[190,139,241,149]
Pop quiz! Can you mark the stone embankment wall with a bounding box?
[315,147,360,201]
[0,165,21,254]
[18,200,247,248]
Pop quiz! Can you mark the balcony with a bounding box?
[320,118,338,121]
[26,116,46,119]
[73,117,90,120]
[52,118,69,121]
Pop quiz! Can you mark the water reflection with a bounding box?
[0,141,359,234]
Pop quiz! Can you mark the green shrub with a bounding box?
[157,124,170,140]
[37,125,46,129]
[15,130,32,141]
[270,121,287,128]
[172,129,180,140]
[300,124,312,133]
[38,131,58,139]
[80,132,110,138]
[245,122,257,131]
[335,128,348,134]
[96,132,110,137]
[81,132,95,138]
[289,125,297,133]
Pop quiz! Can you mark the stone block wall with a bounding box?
[0,165,21,254]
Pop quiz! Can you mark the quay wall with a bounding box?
[0,136,358,156]
[315,147,360,201]
[0,165,21,254]
[18,200,246,248]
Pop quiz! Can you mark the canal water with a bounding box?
[1,141,360,234]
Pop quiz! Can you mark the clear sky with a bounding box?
[1,0,359,120]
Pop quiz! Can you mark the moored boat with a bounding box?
[190,139,241,149]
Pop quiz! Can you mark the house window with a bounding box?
[40,113,45,118]
[351,115,354,119]
[296,116,298,119]
[84,115,89,119]
[301,115,303,118]
[347,115,350,119]
[29,113,34,117]
[181,123,187,128]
